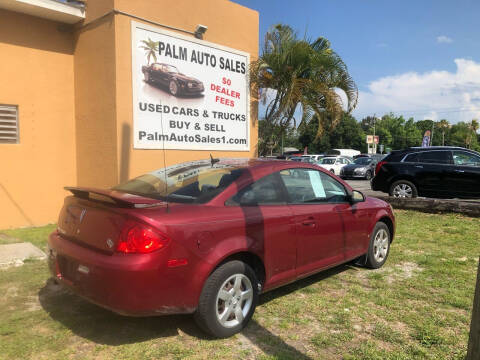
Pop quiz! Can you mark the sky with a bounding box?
[232,0,480,124]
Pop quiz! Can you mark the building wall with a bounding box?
[0,0,259,229]
[113,0,259,181]
[0,9,76,229]
[73,16,118,187]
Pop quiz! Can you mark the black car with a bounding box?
[142,63,204,96]
[371,146,480,198]
[341,155,383,180]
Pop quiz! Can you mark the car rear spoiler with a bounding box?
[64,187,165,208]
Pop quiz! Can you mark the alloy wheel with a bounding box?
[215,274,253,328]
[392,183,413,198]
[169,81,178,95]
[373,228,389,263]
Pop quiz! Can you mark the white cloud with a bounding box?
[437,35,453,44]
[353,58,480,123]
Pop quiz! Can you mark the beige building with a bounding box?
[0,0,259,229]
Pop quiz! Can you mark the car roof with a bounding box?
[396,146,472,153]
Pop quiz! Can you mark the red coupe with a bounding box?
[47,159,395,338]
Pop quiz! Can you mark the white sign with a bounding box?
[131,21,250,151]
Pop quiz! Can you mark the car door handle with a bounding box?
[302,218,316,227]
[414,165,423,168]
[454,169,465,173]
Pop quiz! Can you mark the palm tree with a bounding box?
[250,24,357,141]
[140,38,158,65]
[467,119,480,148]
[437,119,450,146]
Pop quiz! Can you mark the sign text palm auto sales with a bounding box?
[131,22,250,151]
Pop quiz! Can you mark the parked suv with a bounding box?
[371,147,480,198]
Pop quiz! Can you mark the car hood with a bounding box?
[174,73,201,83]
[343,164,370,170]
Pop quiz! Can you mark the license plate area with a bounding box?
[57,255,78,282]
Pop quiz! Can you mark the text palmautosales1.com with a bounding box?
[139,131,247,145]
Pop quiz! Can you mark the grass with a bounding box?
[0,210,478,359]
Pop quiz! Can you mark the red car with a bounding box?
[47,159,395,338]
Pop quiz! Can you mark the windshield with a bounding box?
[165,64,179,73]
[113,160,244,203]
[320,158,336,165]
[354,157,372,165]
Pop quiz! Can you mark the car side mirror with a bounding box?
[349,190,365,204]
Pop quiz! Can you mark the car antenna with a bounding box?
[210,154,219,167]
[160,100,169,213]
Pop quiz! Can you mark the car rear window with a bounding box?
[382,151,405,162]
[113,160,244,203]
[404,153,419,162]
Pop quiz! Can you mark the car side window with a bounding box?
[227,173,285,206]
[418,151,452,164]
[453,151,480,167]
[279,168,347,204]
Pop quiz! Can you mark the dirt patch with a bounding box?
[25,296,42,312]
[382,262,423,284]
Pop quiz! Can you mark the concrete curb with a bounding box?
[374,195,480,217]
[0,243,47,269]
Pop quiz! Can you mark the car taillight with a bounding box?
[375,161,387,175]
[117,224,169,254]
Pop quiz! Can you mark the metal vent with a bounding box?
[0,105,19,144]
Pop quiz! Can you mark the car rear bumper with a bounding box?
[47,231,198,316]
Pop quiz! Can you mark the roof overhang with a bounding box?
[0,0,85,24]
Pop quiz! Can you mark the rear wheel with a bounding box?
[365,222,391,269]
[194,260,259,338]
[389,180,417,198]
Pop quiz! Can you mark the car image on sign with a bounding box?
[47,159,395,338]
[142,62,205,96]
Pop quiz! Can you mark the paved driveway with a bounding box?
[344,179,384,197]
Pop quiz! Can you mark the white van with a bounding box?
[330,149,361,158]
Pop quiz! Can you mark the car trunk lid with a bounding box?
[57,187,166,254]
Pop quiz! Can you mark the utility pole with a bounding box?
[467,257,480,360]
[373,114,377,154]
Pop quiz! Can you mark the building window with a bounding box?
[0,105,19,144]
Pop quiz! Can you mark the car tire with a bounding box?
[144,72,150,83]
[169,80,179,96]
[389,180,417,198]
[330,169,335,174]
[365,222,391,269]
[365,171,372,180]
[194,260,259,338]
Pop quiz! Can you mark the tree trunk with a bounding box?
[467,257,480,360]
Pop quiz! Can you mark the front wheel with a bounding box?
[169,80,179,96]
[365,171,372,180]
[389,180,417,198]
[194,260,259,338]
[365,222,391,269]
